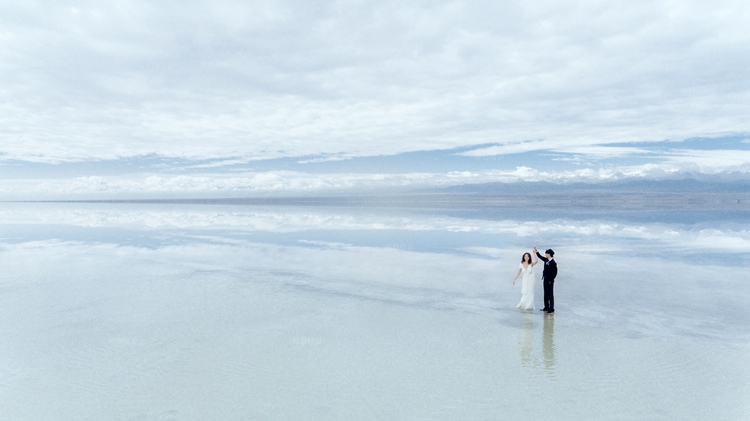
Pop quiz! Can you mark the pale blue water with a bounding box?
[0,201,748,420]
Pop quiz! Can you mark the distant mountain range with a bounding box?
[441,177,750,195]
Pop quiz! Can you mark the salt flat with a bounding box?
[0,202,748,420]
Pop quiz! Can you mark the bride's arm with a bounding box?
[531,253,539,266]
[513,268,521,284]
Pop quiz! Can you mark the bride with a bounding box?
[513,252,539,310]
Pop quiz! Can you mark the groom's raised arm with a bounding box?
[536,251,548,262]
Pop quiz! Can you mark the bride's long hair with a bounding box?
[521,252,532,264]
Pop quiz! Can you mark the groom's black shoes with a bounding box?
[546,309,555,314]
[540,308,548,312]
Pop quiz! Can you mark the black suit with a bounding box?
[536,252,557,311]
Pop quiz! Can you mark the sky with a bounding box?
[1,0,749,198]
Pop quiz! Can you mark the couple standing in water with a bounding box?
[512,247,557,313]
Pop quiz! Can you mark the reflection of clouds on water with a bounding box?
[1,203,748,419]
[0,203,748,255]
[1,203,748,343]
[0,238,501,298]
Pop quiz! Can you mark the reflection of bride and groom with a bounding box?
[519,311,556,373]
[512,246,557,313]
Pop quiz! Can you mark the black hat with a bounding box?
[545,249,555,256]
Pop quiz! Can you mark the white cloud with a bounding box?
[296,155,353,164]
[550,146,654,158]
[664,150,750,172]
[0,1,748,163]
[1,155,749,199]
[460,143,655,158]
[457,141,554,157]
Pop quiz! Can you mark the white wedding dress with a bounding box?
[516,263,535,310]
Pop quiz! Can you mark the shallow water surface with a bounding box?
[0,202,748,420]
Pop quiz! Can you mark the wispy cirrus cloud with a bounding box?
[459,143,655,159]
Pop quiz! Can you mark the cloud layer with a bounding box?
[3,157,750,199]
[1,0,749,163]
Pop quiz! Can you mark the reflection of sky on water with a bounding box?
[0,202,748,419]
[2,202,749,256]
[1,202,749,339]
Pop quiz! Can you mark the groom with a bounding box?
[534,247,557,314]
